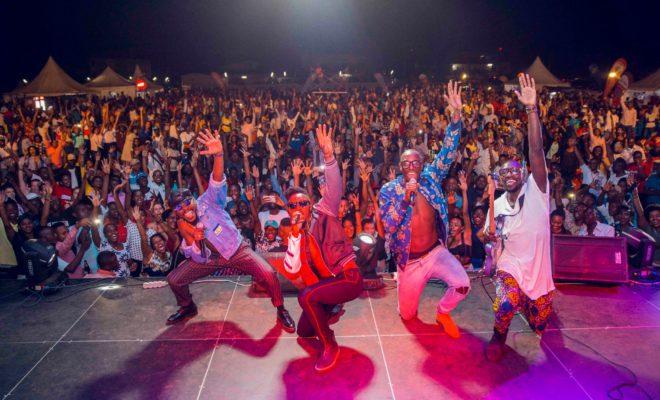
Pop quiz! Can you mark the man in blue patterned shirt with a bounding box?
[379,81,470,339]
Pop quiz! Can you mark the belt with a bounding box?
[408,241,442,262]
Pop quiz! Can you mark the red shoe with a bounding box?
[436,312,460,339]
[315,344,340,372]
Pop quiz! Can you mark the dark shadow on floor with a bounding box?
[282,337,375,400]
[77,320,281,400]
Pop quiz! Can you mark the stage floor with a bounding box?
[0,275,658,400]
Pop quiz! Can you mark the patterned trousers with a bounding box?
[493,270,554,337]
[167,244,283,308]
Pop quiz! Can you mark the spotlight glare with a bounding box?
[99,284,121,291]
[608,71,617,78]
[128,75,133,80]
[270,72,274,78]
[283,71,287,77]
[487,63,494,69]
[22,78,28,84]
[86,77,91,81]
[224,72,228,78]
[241,75,248,80]
[461,73,468,80]
[152,76,158,81]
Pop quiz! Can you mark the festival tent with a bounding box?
[86,66,136,97]
[11,56,89,97]
[504,56,570,91]
[628,69,660,96]
[132,64,163,93]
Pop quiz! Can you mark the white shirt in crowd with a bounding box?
[578,222,615,237]
[485,175,555,300]
[258,209,289,231]
[580,164,607,196]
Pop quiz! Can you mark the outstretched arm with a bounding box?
[430,81,463,179]
[515,74,547,193]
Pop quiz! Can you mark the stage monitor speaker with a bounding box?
[552,235,628,283]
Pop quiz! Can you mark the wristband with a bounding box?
[525,105,538,114]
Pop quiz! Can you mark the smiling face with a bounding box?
[400,150,423,182]
[342,218,355,239]
[150,234,167,254]
[499,161,523,192]
[551,215,565,234]
[449,217,464,236]
[103,224,119,245]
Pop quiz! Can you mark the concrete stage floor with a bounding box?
[0,275,658,400]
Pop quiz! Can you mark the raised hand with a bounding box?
[348,193,360,209]
[514,74,537,107]
[443,80,462,113]
[251,165,260,179]
[341,159,350,171]
[291,159,303,176]
[101,159,111,175]
[315,124,334,159]
[458,171,468,192]
[303,160,313,176]
[131,206,142,223]
[196,129,223,156]
[245,185,255,201]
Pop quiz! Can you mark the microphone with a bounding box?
[408,177,417,204]
[196,222,206,255]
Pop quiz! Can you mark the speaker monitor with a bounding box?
[552,235,628,283]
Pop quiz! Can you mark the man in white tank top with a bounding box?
[484,74,555,362]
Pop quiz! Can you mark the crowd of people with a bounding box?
[0,81,658,280]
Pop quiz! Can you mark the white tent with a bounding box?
[132,64,163,93]
[86,66,136,97]
[12,56,88,97]
[628,69,660,96]
[504,56,570,91]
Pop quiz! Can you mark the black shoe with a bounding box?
[166,304,198,325]
[277,307,296,333]
[485,333,506,362]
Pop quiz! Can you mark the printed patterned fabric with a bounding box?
[378,120,462,269]
[493,270,554,335]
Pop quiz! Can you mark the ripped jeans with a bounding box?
[397,244,470,319]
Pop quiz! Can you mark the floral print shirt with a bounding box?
[378,120,462,269]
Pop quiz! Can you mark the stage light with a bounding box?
[99,284,121,291]
[451,64,458,71]
[86,77,91,81]
[164,76,170,83]
[224,72,228,78]
[390,69,394,75]
[461,73,468,80]
[339,70,343,77]
[241,75,247,80]
[128,75,133,80]
[608,71,617,78]
[270,72,274,78]
[568,192,575,199]
[152,76,158,82]
[487,86,492,91]
[487,63,494,69]
[283,71,287,77]
[22,78,28,84]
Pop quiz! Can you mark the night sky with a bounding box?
[3,0,658,91]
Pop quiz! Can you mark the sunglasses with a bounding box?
[499,167,522,176]
[287,200,310,209]
[400,160,422,169]
[175,197,195,212]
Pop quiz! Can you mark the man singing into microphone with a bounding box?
[484,74,555,361]
[165,129,295,333]
[282,124,363,372]
[379,81,470,338]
